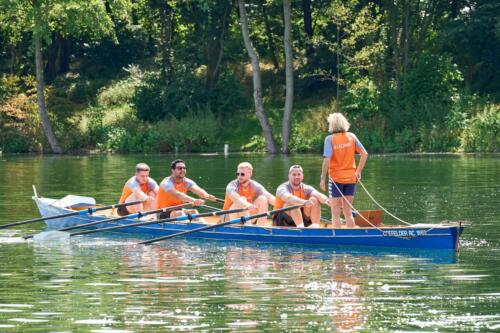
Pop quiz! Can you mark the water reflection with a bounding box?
[0,153,499,332]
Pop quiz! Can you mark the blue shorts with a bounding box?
[328,180,356,198]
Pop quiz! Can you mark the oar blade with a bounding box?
[33,230,70,242]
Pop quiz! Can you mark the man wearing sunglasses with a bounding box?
[273,165,330,228]
[222,162,275,226]
[157,159,217,219]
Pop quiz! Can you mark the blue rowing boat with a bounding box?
[33,195,464,250]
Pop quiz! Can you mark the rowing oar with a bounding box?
[0,200,145,230]
[139,204,303,245]
[70,206,250,237]
[22,202,192,240]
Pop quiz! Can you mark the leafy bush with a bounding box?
[342,77,379,118]
[0,94,43,153]
[97,65,143,107]
[382,54,463,131]
[134,69,247,122]
[461,103,500,152]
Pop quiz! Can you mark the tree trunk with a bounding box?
[45,32,58,83]
[385,0,401,91]
[237,0,278,154]
[205,2,231,89]
[59,35,71,73]
[450,0,458,19]
[34,34,63,154]
[302,0,314,63]
[260,0,280,70]
[402,0,409,73]
[159,4,174,84]
[282,0,294,154]
[10,46,16,74]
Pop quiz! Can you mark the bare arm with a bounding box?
[355,150,368,181]
[167,188,202,205]
[190,184,216,201]
[132,188,149,201]
[263,190,276,206]
[320,157,330,191]
[228,191,252,207]
[311,189,329,205]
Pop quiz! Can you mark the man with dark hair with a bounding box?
[117,163,159,216]
[274,165,330,228]
[157,159,217,219]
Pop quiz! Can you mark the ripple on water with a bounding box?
[74,318,117,324]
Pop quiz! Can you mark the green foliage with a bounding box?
[85,111,220,153]
[97,65,143,107]
[385,54,463,131]
[0,93,43,153]
[241,135,267,152]
[461,103,500,152]
[342,77,379,118]
[134,69,247,122]
[440,0,500,97]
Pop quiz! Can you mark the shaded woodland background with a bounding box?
[0,0,498,154]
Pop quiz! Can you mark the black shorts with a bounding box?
[273,208,311,227]
[159,210,172,220]
[117,205,130,216]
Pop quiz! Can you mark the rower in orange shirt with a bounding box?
[320,113,368,228]
[117,163,159,216]
[274,165,330,228]
[222,162,275,226]
[157,159,217,220]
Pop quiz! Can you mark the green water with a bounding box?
[0,153,499,332]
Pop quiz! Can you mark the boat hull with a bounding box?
[34,197,464,250]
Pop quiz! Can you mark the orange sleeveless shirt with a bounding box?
[119,177,152,203]
[274,184,307,209]
[157,177,193,208]
[222,180,262,210]
[329,132,363,184]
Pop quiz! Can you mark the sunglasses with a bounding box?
[176,166,186,170]
[236,172,245,177]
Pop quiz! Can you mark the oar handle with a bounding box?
[140,204,303,245]
[70,206,249,237]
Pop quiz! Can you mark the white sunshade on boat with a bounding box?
[50,195,96,209]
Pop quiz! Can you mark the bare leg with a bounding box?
[254,195,270,225]
[306,197,321,226]
[341,195,355,228]
[330,197,342,228]
[143,191,157,211]
[285,203,304,227]
[226,201,250,222]
[171,209,204,223]
[124,193,144,213]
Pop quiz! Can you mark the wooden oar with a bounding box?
[23,203,192,239]
[70,206,250,237]
[140,204,304,245]
[1,200,144,230]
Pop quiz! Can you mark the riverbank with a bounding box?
[1,69,498,154]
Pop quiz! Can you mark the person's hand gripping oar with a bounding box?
[139,204,304,245]
[68,206,251,237]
